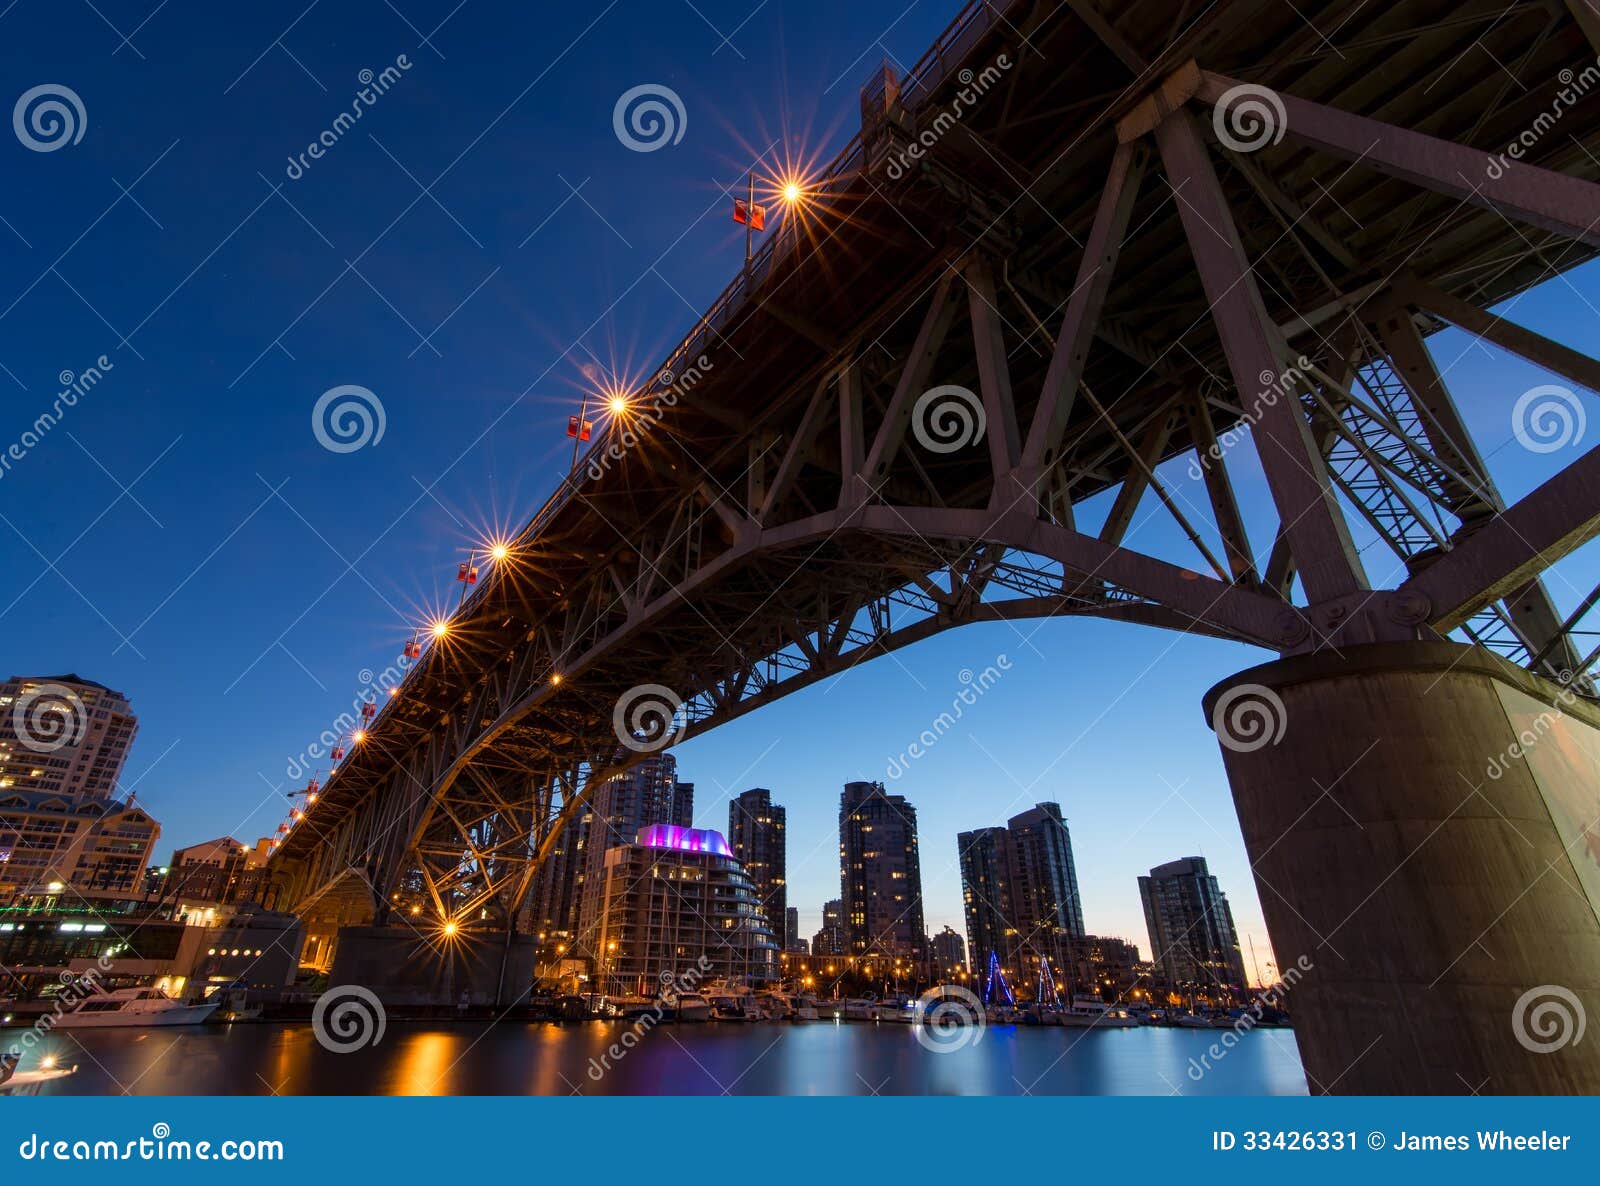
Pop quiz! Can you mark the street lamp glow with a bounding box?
[442,920,459,937]
[607,394,628,416]
[353,729,366,743]
[782,181,803,204]
[431,621,450,639]
[490,543,510,563]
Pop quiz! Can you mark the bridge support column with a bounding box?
[328,927,537,1011]
[1205,641,1600,1094]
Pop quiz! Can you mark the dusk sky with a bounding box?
[3,2,1598,979]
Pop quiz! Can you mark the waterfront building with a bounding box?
[957,803,1086,996]
[566,753,695,958]
[0,787,159,904]
[1138,857,1248,996]
[728,788,787,950]
[585,824,779,996]
[839,781,925,960]
[957,826,1017,983]
[1066,934,1143,1001]
[0,674,138,799]
[145,835,272,909]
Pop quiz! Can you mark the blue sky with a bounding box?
[3,2,1597,976]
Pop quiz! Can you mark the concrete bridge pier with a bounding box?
[328,926,538,1011]
[1206,641,1600,1094]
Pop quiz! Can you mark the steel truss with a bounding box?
[274,0,1600,930]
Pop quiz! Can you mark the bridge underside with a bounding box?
[274,0,1600,1089]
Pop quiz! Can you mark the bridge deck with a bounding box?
[275,0,1600,891]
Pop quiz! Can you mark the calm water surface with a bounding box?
[15,1021,1307,1095]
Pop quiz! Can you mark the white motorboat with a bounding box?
[663,991,711,1022]
[52,986,219,1028]
[1058,994,1140,1028]
[878,997,917,1023]
[0,1053,78,1095]
[840,998,879,1022]
[792,994,820,1021]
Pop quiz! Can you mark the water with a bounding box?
[14,1021,1308,1095]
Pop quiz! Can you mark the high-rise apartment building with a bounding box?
[0,676,155,903]
[728,788,787,949]
[839,781,925,960]
[958,802,1086,989]
[1138,856,1248,993]
[0,675,138,799]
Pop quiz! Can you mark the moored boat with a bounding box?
[52,986,219,1029]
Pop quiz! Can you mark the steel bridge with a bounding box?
[272,0,1600,1091]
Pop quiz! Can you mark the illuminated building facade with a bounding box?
[727,787,787,949]
[957,803,1086,995]
[0,788,160,904]
[839,781,925,960]
[584,825,779,995]
[0,674,138,799]
[1138,857,1248,995]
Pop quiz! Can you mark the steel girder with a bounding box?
[271,0,1600,922]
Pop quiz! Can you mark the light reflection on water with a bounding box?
[12,1021,1308,1096]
